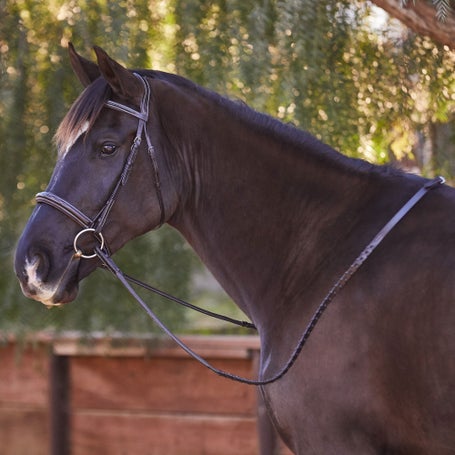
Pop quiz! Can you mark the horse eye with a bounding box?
[100,143,117,156]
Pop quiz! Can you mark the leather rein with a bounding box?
[35,73,445,385]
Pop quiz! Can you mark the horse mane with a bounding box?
[140,69,379,176]
[55,67,387,179]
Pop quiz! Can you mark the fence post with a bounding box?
[50,352,70,455]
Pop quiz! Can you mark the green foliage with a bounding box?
[0,0,193,336]
[1,0,455,336]
[175,0,455,162]
[433,0,453,20]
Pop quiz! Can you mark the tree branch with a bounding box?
[369,0,455,49]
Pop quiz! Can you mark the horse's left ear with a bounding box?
[68,42,100,87]
[93,46,143,100]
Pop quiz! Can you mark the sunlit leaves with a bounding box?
[1,0,455,335]
[175,0,455,163]
[0,0,191,335]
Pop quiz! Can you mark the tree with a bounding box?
[175,0,454,167]
[0,0,194,335]
[1,0,454,336]
[370,0,455,49]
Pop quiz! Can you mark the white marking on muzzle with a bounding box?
[24,257,62,307]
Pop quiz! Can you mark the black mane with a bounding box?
[55,77,111,157]
[56,67,388,179]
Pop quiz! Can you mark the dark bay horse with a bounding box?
[15,45,455,454]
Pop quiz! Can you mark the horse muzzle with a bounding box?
[15,243,82,307]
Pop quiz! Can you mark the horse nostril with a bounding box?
[26,249,51,284]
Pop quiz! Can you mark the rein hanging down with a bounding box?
[35,74,445,385]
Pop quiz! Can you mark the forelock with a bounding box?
[54,78,111,158]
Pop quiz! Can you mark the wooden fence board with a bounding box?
[72,411,259,455]
[70,356,257,414]
[53,334,261,359]
[0,335,290,454]
[0,407,50,455]
[0,343,50,455]
[0,344,49,406]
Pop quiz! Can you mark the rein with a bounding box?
[35,74,446,385]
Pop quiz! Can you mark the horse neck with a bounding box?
[156,81,380,329]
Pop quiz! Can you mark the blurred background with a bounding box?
[1,0,454,336]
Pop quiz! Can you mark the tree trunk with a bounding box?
[370,0,455,49]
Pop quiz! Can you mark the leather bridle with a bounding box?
[34,72,446,385]
[36,73,165,258]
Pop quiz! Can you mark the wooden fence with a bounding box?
[0,333,292,455]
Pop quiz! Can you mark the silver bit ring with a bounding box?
[73,228,105,259]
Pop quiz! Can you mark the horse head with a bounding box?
[15,45,177,306]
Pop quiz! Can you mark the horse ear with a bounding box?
[68,42,100,87]
[93,46,143,100]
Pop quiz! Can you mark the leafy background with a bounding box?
[1,0,454,335]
